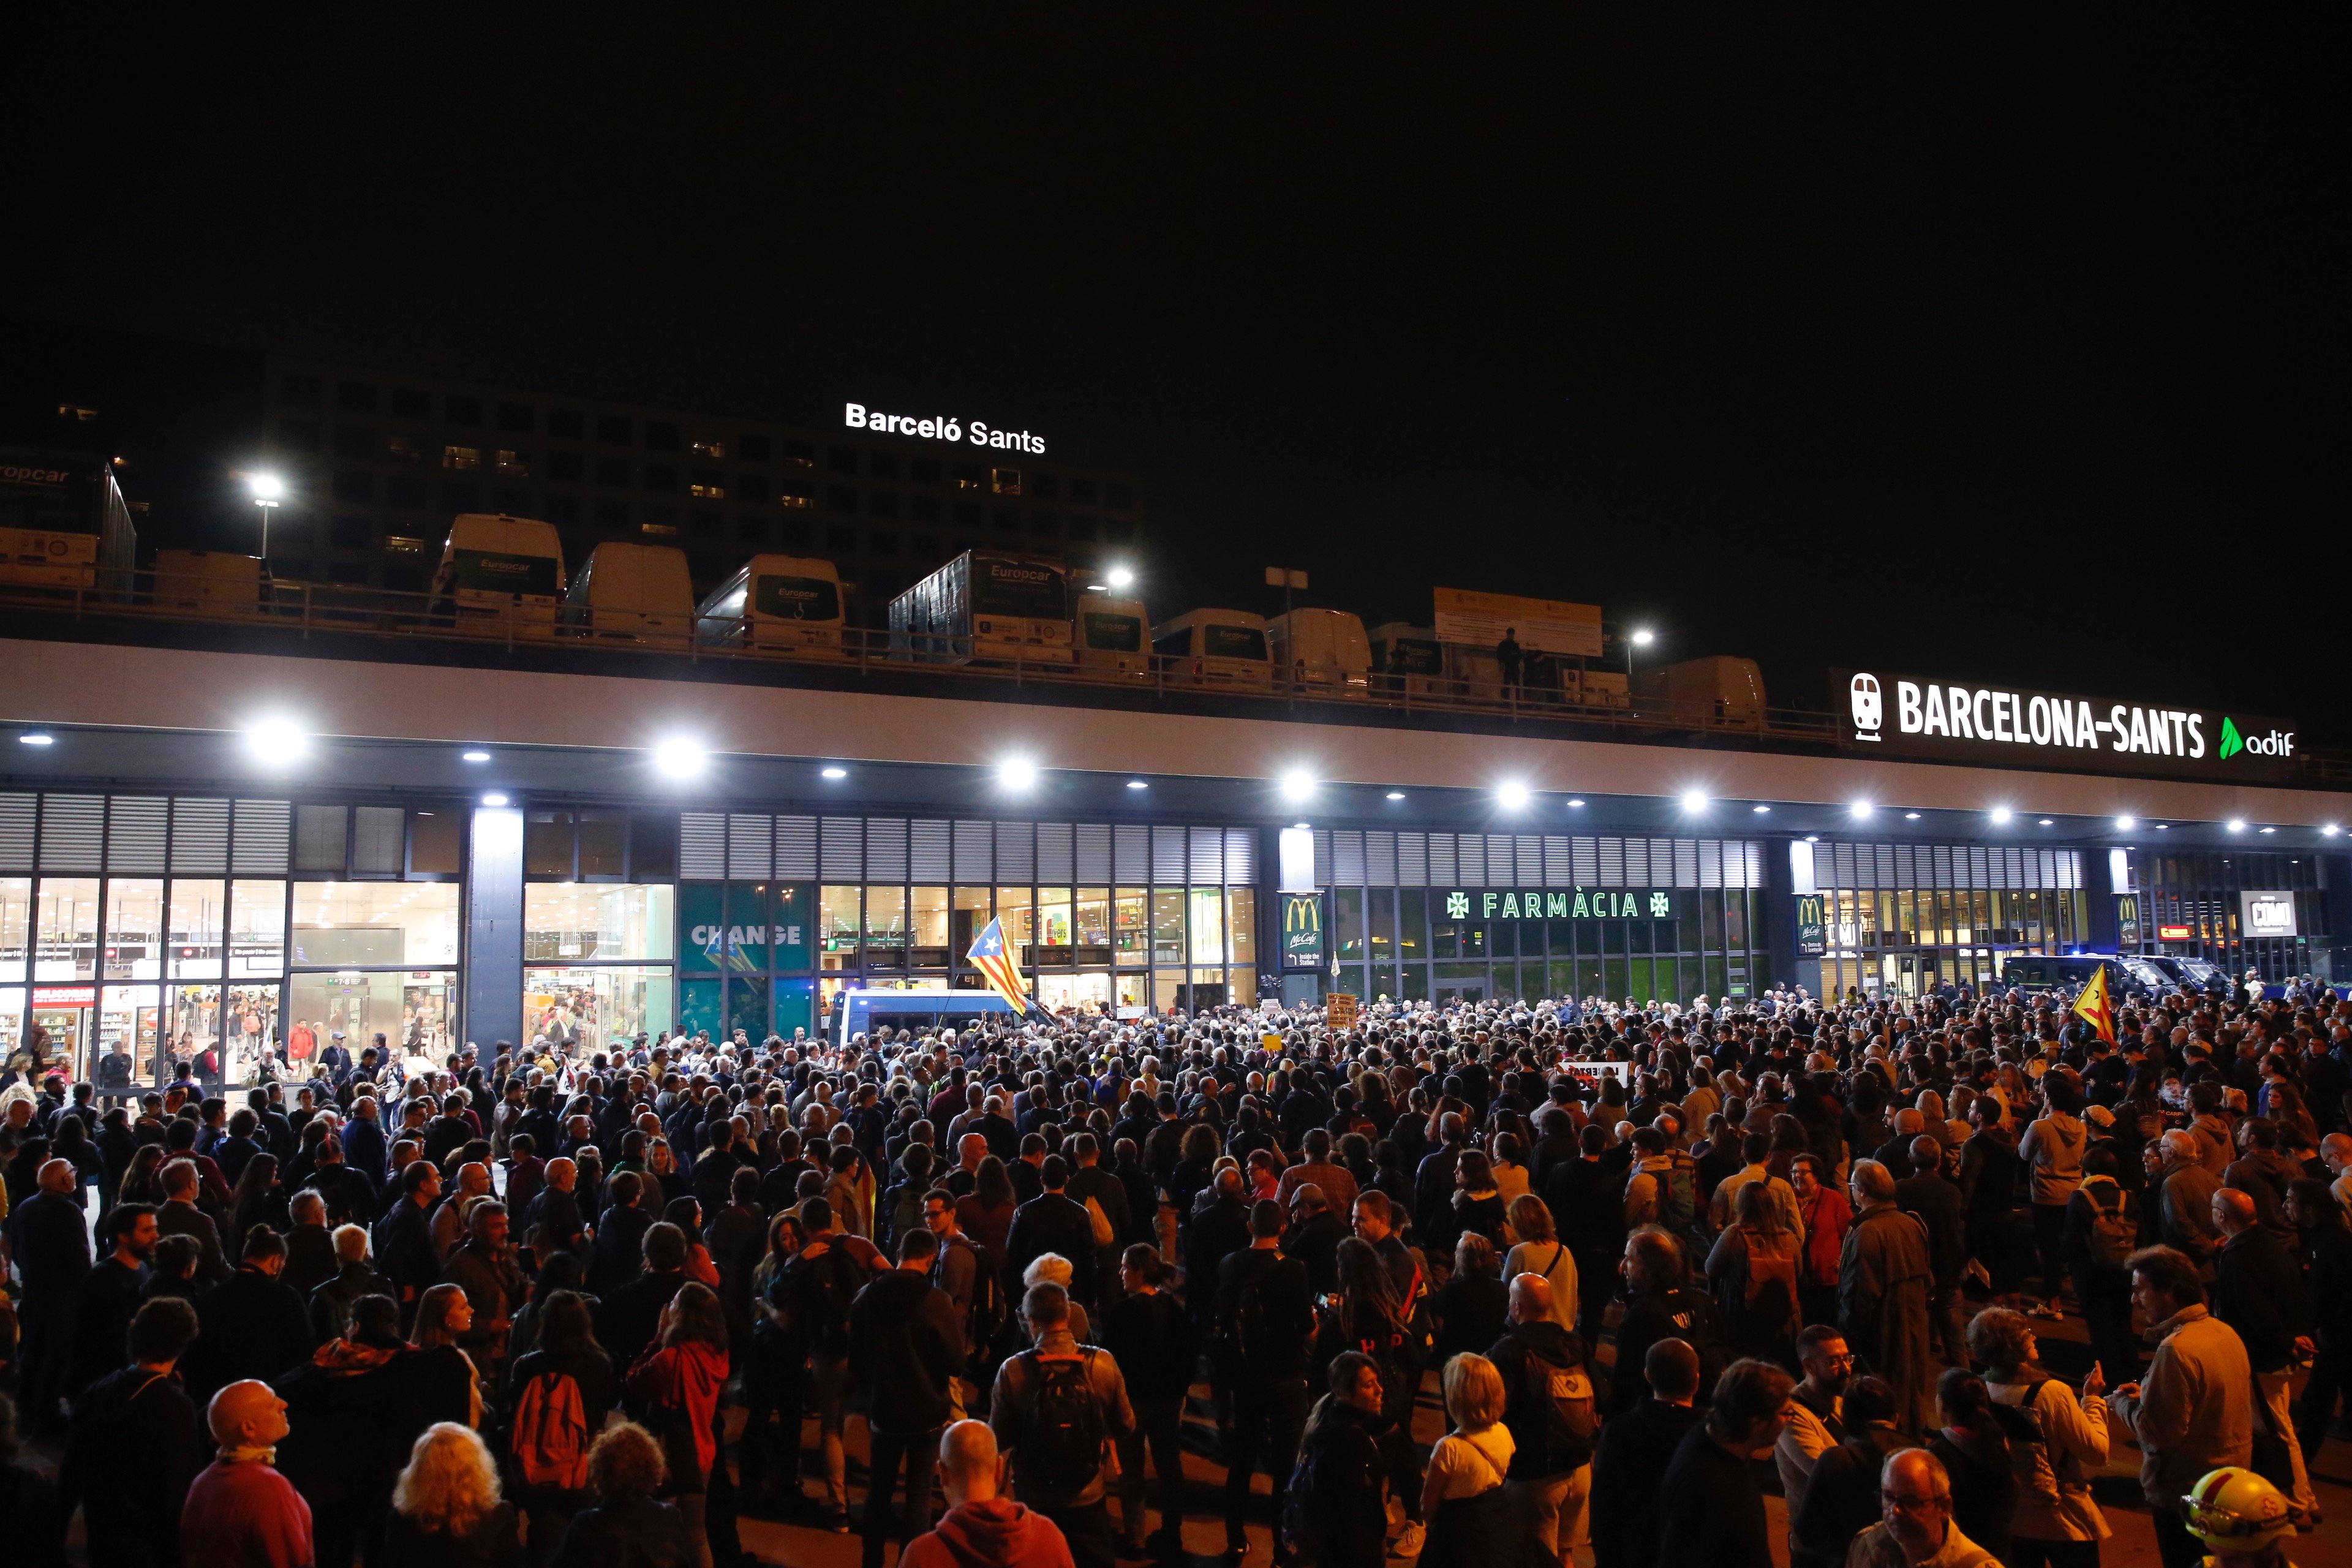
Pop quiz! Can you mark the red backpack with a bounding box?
[510,1368,590,1491]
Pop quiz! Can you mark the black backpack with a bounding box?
[1518,1338,1597,1473]
[1016,1350,1106,1492]
[1223,1258,1283,1374]
[933,1235,1006,1358]
[788,1242,864,1356]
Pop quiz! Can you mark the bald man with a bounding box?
[8,1156,91,1430]
[2214,1185,2318,1516]
[1486,1272,1594,1560]
[899,1419,1074,1568]
[181,1381,313,1568]
[1844,1448,1997,1567]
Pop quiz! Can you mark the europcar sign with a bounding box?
[1834,670,2297,783]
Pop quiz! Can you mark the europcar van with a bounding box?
[1268,608,1373,695]
[562,541,695,647]
[1151,608,1272,688]
[696,554,846,657]
[1075,592,1151,679]
[151,549,264,617]
[432,513,566,639]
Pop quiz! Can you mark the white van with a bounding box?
[1151,608,1272,688]
[431,513,566,639]
[1268,608,1372,695]
[563,541,696,647]
[1074,593,1151,680]
[696,554,846,658]
[151,549,263,617]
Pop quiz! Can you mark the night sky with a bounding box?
[9,14,2342,734]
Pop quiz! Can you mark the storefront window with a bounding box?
[911,886,950,962]
[0,987,22,1057]
[105,879,165,981]
[1151,890,1184,964]
[821,886,860,968]
[167,984,219,1066]
[36,878,99,981]
[1037,888,1071,953]
[0,878,27,974]
[524,965,673,1055]
[231,880,286,978]
[1188,888,1224,965]
[1114,890,1147,960]
[1229,889,1255,967]
[865,886,908,967]
[1370,889,1395,961]
[170,881,225,976]
[292,882,461,967]
[997,886,1035,945]
[225,983,279,1079]
[952,887,990,970]
[524,884,676,962]
[287,971,452,1062]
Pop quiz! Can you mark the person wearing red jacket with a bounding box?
[901,1420,1074,1568]
[1790,1154,1853,1329]
[625,1283,730,1562]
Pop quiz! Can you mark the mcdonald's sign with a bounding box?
[1795,894,1826,959]
[1281,892,1325,969]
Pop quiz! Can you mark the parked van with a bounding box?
[695,554,846,657]
[1152,608,1273,688]
[889,551,1074,665]
[1997,952,2169,995]
[1268,607,1373,695]
[562,541,695,647]
[829,987,1022,1047]
[1075,592,1151,679]
[151,549,263,617]
[431,513,566,639]
[1632,655,1766,725]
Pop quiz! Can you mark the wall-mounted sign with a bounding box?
[1834,669,2298,783]
[2116,894,2141,949]
[1433,587,1604,659]
[2157,924,2194,941]
[845,402,1044,454]
[31,986,96,1008]
[1281,893,1325,969]
[1441,888,1673,922]
[2241,890,2299,938]
[1795,894,1827,958]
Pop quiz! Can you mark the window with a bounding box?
[386,434,424,465]
[598,415,632,445]
[734,514,769,543]
[1107,516,1133,542]
[596,456,631,487]
[331,472,374,503]
[911,533,941,562]
[779,483,812,509]
[385,476,426,508]
[1069,513,1098,541]
[869,451,900,480]
[868,490,899,518]
[390,387,431,420]
[445,396,483,426]
[492,487,530,514]
[780,440,815,469]
[688,470,726,499]
[952,500,981,528]
[952,462,982,490]
[337,380,378,413]
[1107,483,1134,510]
[688,551,721,580]
[869,530,899,556]
[643,463,677,492]
[690,510,722,539]
[442,483,479,513]
[330,516,372,549]
[280,373,323,408]
[1069,477,1098,505]
[496,449,530,475]
[442,445,481,470]
[168,881,225,976]
[332,426,372,459]
[594,499,630,530]
[736,472,769,503]
[1030,510,1058,537]
[866,568,898,600]
[829,445,859,474]
[910,456,941,484]
[644,421,679,451]
[546,450,582,481]
[827,486,859,514]
[824,524,858,554]
[780,518,814,549]
[548,407,585,439]
[277,418,321,452]
[497,401,535,433]
[1030,472,1059,499]
[992,506,1019,532]
[641,518,677,537]
[385,535,425,554]
[737,434,771,462]
[910,495,941,523]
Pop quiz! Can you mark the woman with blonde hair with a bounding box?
[386,1421,524,1566]
[412,1281,484,1428]
[1500,1193,1578,1332]
[1417,1352,1518,1568]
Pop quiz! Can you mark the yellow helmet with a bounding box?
[2182,1466,2294,1551]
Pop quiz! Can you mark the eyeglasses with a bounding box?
[1882,1490,1950,1512]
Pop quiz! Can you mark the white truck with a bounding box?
[431,513,567,639]
[1268,607,1373,695]
[562,541,696,647]
[1152,608,1273,689]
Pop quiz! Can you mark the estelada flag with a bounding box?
[2072,963,2115,1044]
[965,916,1029,1015]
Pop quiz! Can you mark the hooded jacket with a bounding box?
[900,1497,1076,1568]
[848,1264,967,1433]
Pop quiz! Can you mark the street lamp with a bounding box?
[249,473,285,564]
[1106,566,1134,589]
[1627,626,1654,677]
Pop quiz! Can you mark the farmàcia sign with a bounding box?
[845,402,1045,454]
[1834,669,2299,785]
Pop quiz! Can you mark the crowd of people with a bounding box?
[1,970,2346,1568]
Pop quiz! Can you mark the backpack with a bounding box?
[1084,1193,1117,1250]
[1519,1338,1598,1472]
[2082,1185,2137,1271]
[1630,1153,1705,1242]
[1280,1427,1329,1561]
[790,1240,865,1356]
[510,1368,591,1492]
[933,1235,1006,1358]
[1988,1379,2060,1505]
[1016,1350,1106,1492]
[1223,1257,1283,1374]
[1735,1229,1798,1327]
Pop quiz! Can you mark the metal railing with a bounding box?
[6,567,2345,779]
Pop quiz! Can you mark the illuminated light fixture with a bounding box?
[1989,807,2012,823]
[2156,823,2171,830]
[1385,791,1406,801]
[652,738,707,779]
[2226,818,2247,832]
[2258,826,2276,834]
[2324,824,2341,837]
[998,757,1038,791]
[1903,811,1921,820]
[461,749,491,763]
[1566,798,1586,808]
[2038,818,2054,827]
[1679,790,1706,812]
[820,766,848,780]
[2115,816,2136,831]
[17,733,53,746]
[1496,780,1531,810]
[1804,834,1820,843]
[249,472,286,502]
[1106,567,1134,589]
[1631,628,1654,646]
[1752,804,1771,814]
[1086,583,1107,593]
[1280,768,1315,803]
[247,718,307,763]
[1849,802,1872,820]
[1126,779,1148,790]
[481,793,510,807]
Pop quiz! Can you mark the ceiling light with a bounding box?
[17,733,53,747]
[2038,818,2054,826]
[1280,769,1315,803]
[1497,780,1531,810]
[2116,816,2136,831]
[1126,780,1148,790]
[2258,826,2276,834]
[999,757,1038,790]
[1385,791,1406,801]
[461,750,491,763]
[2325,824,2341,837]
[652,738,707,779]
[247,718,307,763]
[1679,790,1707,812]
[820,766,848,780]
[1752,804,1771,814]
[1566,798,1585,808]
[1903,812,1921,821]
[480,793,510,807]
[1804,834,1819,843]
[2156,823,2170,830]
[1850,802,1872,820]
[1989,807,2012,824]
[2227,819,2247,832]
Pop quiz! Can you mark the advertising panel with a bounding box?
[1795,894,1827,959]
[1281,893,1325,970]
[2241,890,2298,938]
[1433,587,1603,658]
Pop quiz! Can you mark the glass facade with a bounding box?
[2127,848,2331,982]
[1801,838,2086,1000]
[1323,831,1771,1007]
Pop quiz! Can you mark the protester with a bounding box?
[1844,1447,2002,1568]
[1287,1352,1389,1568]
[386,1422,526,1567]
[1967,1305,2111,1568]
[901,1420,1075,1568]
[1485,1272,1594,1566]
[990,1282,1135,1568]
[1656,1358,1793,1568]
[182,1380,316,1568]
[2108,1245,2255,1568]
[1839,1159,1936,1433]
[555,1422,698,1567]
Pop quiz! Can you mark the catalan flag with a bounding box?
[2073,962,2114,1044]
[967,916,1030,1014]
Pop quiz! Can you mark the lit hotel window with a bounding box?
[385,535,426,554]
[442,445,481,471]
[779,488,812,509]
[496,450,530,476]
[952,463,982,490]
[692,439,726,459]
[641,521,679,536]
[689,483,726,500]
[386,435,423,465]
[990,468,1022,496]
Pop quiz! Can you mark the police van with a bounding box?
[829,988,1020,1047]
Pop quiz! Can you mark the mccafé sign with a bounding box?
[1836,669,2299,784]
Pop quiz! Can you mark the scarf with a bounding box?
[219,1444,277,1465]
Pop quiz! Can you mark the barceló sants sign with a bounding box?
[846,403,1045,455]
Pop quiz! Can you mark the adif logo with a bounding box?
[2218,717,2294,760]
[1850,673,1883,740]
